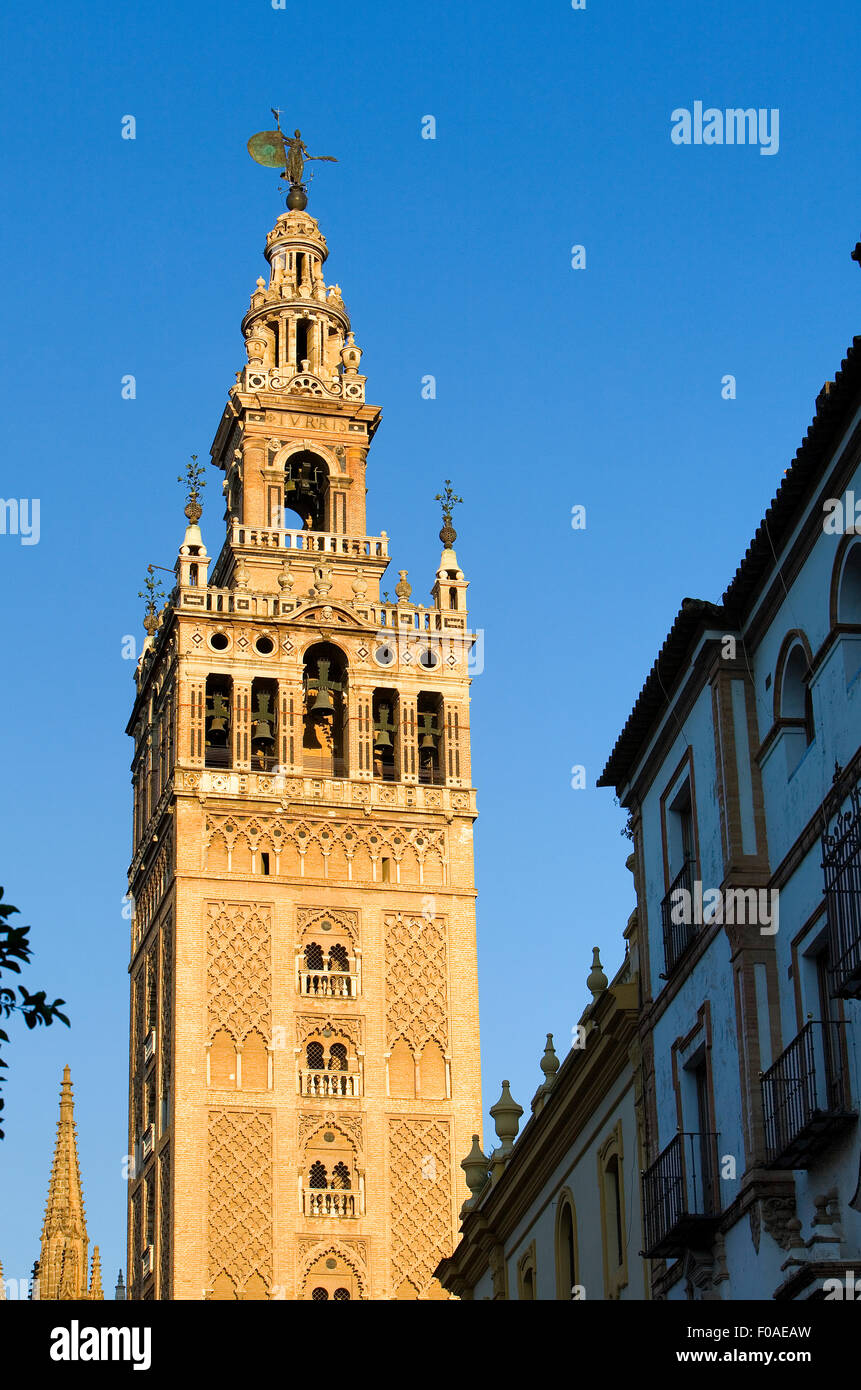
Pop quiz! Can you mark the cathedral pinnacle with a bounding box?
[38,1066,100,1300]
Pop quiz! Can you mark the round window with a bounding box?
[209,632,229,651]
[419,647,439,669]
[375,642,395,666]
[255,635,274,655]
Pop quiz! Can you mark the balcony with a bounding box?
[299,968,356,999]
[229,518,388,559]
[299,1069,361,1099]
[660,858,697,976]
[205,745,231,770]
[822,783,861,998]
[141,1124,155,1161]
[761,1020,856,1168]
[641,1132,720,1258]
[303,1190,359,1218]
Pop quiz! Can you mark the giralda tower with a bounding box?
[126,137,482,1300]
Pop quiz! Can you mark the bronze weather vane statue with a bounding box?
[247,108,337,209]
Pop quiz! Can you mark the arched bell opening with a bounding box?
[250,677,278,771]
[284,451,327,531]
[303,643,347,776]
[372,688,398,781]
[417,692,443,785]
[205,674,232,769]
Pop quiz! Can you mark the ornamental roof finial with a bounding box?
[434,479,463,548]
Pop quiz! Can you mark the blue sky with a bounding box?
[0,0,858,1292]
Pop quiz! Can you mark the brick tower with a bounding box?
[126,179,482,1300]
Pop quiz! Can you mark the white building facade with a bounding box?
[600,329,861,1299]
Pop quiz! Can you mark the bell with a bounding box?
[312,686,335,716]
[309,658,341,716]
[206,691,230,736]
[251,691,274,742]
[284,479,297,496]
[418,713,438,751]
[374,703,396,748]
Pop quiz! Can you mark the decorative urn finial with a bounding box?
[138,565,165,636]
[489,1080,523,1155]
[540,1033,560,1084]
[434,479,463,548]
[587,946,608,998]
[178,453,205,526]
[461,1134,490,1206]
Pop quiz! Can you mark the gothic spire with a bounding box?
[38,1066,92,1300]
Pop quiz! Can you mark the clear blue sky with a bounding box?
[0,0,858,1293]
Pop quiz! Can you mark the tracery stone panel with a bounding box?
[207,1109,273,1296]
[206,901,272,1043]
[385,912,449,1052]
[388,1119,452,1297]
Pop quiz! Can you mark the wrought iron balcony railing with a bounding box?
[641,1131,720,1259]
[761,1019,856,1168]
[660,858,697,976]
[822,782,861,998]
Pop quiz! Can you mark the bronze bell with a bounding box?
[418,712,438,751]
[206,691,230,736]
[251,691,274,742]
[284,478,297,496]
[309,658,340,716]
[374,704,395,748]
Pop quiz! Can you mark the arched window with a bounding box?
[781,644,814,745]
[328,1043,348,1072]
[283,450,326,530]
[598,1126,628,1297]
[308,1161,327,1189]
[835,540,861,685]
[205,675,232,769]
[303,643,347,776]
[241,1030,268,1090]
[333,1287,350,1301]
[331,1161,351,1190]
[250,678,278,771]
[209,1029,235,1088]
[389,1038,415,1098]
[312,1286,329,1301]
[517,1245,537,1300]
[328,943,349,973]
[555,1196,578,1299]
[837,540,861,624]
[372,689,398,781]
[307,1041,325,1070]
[417,693,443,786]
[305,942,324,971]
